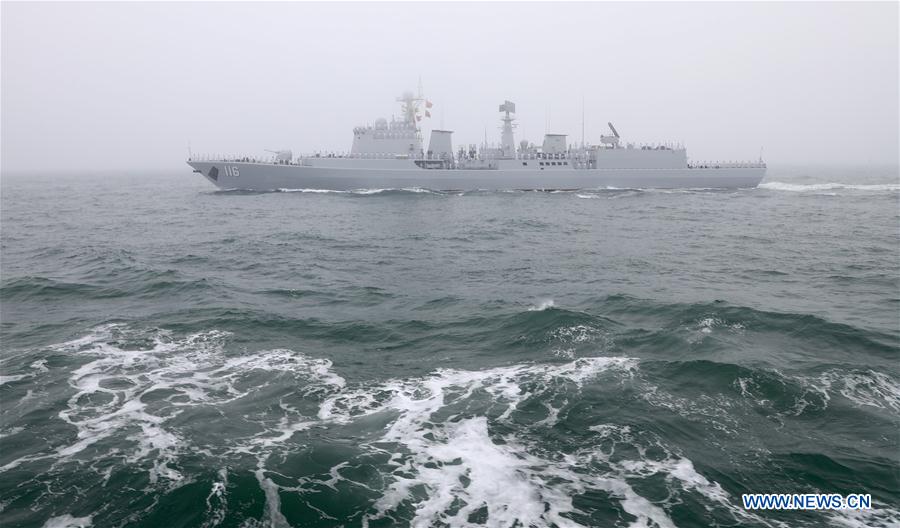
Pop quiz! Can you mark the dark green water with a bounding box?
[1,168,898,527]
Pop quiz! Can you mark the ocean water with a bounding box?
[1,166,898,528]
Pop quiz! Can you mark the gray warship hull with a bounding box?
[187,160,766,191]
[188,89,767,191]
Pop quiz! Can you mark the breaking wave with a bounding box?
[2,311,897,527]
[759,181,900,192]
[275,188,442,195]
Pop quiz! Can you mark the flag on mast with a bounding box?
[425,110,431,118]
[425,100,433,109]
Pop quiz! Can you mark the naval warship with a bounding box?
[187,88,766,191]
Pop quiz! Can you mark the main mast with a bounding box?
[499,100,517,159]
[397,84,424,129]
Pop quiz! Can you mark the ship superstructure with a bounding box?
[188,87,765,191]
[350,90,425,157]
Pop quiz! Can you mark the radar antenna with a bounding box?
[600,122,621,149]
[608,122,620,138]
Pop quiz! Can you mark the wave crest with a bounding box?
[759,181,900,192]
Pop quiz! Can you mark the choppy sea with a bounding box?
[1,166,898,528]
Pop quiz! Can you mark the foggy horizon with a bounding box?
[2,1,898,174]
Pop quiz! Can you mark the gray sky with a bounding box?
[2,1,898,173]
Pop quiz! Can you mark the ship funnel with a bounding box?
[428,130,453,160]
[542,134,567,154]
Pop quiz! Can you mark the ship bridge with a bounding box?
[350,89,425,157]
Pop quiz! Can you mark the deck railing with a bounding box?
[188,153,767,169]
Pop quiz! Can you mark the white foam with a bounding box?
[255,468,291,528]
[18,326,348,485]
[359,397,764,528]
[47,324,121,352]
[316,357,638,526]
[30,359,49,372]
[759,181,900,192]
[202,469,229,528]
[215,348,345,389]
[277,188,346,193]
[640,385,740,434]
[0,359,49,390]
[690,316,745,343]
[398,418,546,525]
[550,324,606,345]
[347,187,438,194]
[735,377,756,399]
[320,356,636,429]
[553,348,576,359]
[0,426,24,439]
[41,515,93,528]
[582,424,777,527]
[0,374,28,386]
[243,416,316,452]
[815,369,900,413]
[608,190,644,199]
[594,476,676,528]
[698,317,718,334]
[20,326,780,526]
[528,299,556,311]
[828,507,900,528]
[589,423,631,436]
[363,417,589,527]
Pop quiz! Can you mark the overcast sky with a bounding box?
[2,1,898,174]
